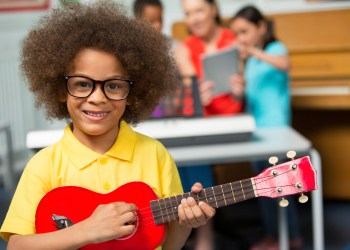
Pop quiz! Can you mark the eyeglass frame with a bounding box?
[63,75,133,101]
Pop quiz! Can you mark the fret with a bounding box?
[220,185,227,206]
[213,185,225,208]
[164,197,176,222]
[170,196,179,216]
[229,182,237,204]
[251,177,258,197]
[175,194,183,205]
[192,192,199,203]
[241,179,256,200]
[222,183,235,205]
[150,199,162,225]
[203,187,216,207]
[159,199,169,224]
[240,180,246,200]
[182,192,190,199]
[231,181,244,203]
[203,188,209,203]
[197,189,208,203]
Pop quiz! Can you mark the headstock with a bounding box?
[253,151,317,207]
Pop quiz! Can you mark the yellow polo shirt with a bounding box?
[0,120,183,249]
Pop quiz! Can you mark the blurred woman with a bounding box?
[175,0,244,116]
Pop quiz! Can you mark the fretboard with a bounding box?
[150,178,256,225]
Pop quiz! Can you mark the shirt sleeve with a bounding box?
[0,149,52,241]
[156,143,184,199]
[266,41,288,56]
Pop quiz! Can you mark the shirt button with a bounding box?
[103,182,111,190]
[100,158,108,165]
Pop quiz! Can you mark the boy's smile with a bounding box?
[66,48,128,152]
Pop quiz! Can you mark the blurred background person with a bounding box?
[134,0,163,33]
[175,0,243,116]
[174,0,245,249]
[230,5,303,250]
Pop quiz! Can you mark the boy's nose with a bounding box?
[88,84,108,102]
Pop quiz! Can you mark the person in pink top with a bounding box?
[175,0,244,116]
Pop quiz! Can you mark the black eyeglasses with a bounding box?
[64,75,133,101]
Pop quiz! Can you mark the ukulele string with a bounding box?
[254,168,295,183]
[135,187,289,227]
[136,189,259,227]
[135,183,299,227]
[134,168,300,227]
[136,167,295,215]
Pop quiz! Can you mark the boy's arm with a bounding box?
[162,221,192,250]
[162,183,216,250]
[8,225,90,250]
[7,202,137,250]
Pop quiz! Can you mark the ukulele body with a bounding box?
[35,182,166,250]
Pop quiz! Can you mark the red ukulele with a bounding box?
[35,153,317,250]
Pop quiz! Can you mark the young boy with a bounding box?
[0,1,215,249]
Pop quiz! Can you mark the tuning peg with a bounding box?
[268,156,279,165]
[279,198,289,207]
[286,150,296,160]
[298,193,309,203]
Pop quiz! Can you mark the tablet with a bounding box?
[201,46,239,96]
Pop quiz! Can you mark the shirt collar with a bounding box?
[61,120,136,170]
[105,120,136,161]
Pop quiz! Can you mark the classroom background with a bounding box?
[1,0,350,249]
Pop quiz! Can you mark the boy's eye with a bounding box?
[75,81,92,88]
[106,80,127,91]
[107,83,119,90]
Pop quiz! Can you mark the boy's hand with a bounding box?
[177,182,216,228]
[79,202,137,244]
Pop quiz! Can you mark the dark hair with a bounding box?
[206,0,221,25]
[133,0,163,17]
[233,5,276,49]
[21,0,177,125]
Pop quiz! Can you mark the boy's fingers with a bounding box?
[199,201,216,218]
[181,198,201,228]
[191,182,203,193]
[178,203,191,228]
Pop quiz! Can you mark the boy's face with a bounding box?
[65,48,128,143]
[140,5,163,32]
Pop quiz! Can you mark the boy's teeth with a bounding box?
[86,112,107,117]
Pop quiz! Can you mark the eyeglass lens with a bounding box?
[66,76,130,100]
